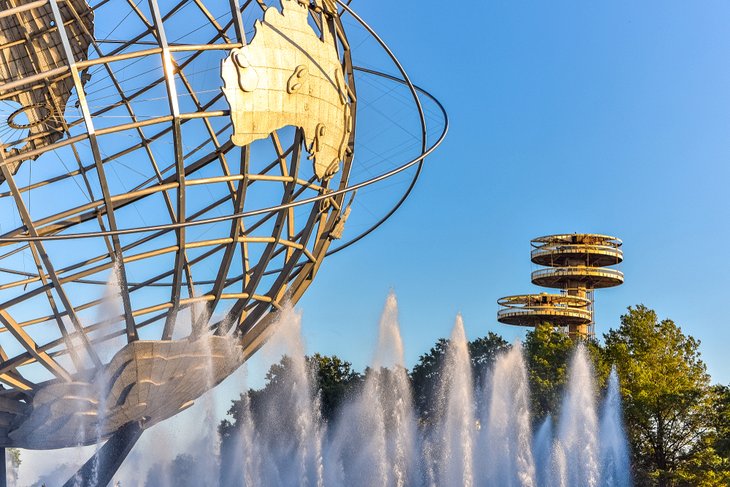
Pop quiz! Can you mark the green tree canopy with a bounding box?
[410,332,509,421]
[310,353,363,420]
[219,353,361,442]
[713,384,730,461]
[603,305,728,486]
[523,322,574,421]
[409,338,447,422]
[470,332,513,380]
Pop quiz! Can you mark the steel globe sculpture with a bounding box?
[0,0,445,484]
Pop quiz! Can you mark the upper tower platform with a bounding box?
[497,233,625,338]
[530,233,624,289]
[530,234,623,267]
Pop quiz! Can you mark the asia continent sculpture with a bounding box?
[0,0,445,484]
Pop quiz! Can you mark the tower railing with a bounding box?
[498,233,624,338]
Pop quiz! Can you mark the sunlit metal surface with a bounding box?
[0,2,446,471]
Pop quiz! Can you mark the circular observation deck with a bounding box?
[531,234,623,267]
[531,266,624,289]
[497,293,592,327]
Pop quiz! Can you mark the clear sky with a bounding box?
[11,1,730,480]
[3,0,728,389]
[294,0,730,385]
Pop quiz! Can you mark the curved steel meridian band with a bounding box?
[0,0,449,484]
[0,0,446,455]
[0,70,447,243]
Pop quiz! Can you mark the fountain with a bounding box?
[427,315,476,487]
[481,344,537,486]
[555,346,601,487]
[18,293,631,486]
[599,369,632,487]
[326,292,418,487]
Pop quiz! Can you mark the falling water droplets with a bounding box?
[326,291,418,487]
[20,296,633,487]
[482,342,536,487]
[599,368,632,487]
[556,344,600,487]
[533,414,554,484]
[431,314,476,487]
[265,304,326,487]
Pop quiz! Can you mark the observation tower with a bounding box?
[497,234,624,337]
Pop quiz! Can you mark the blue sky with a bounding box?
[2,0,728,389]
[11,1,730,479]
[294,0,730,384]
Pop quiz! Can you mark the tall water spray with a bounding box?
[599,368,632,487]
[533,415,553,484]
[88,262,125,487]
[429,315,476,487]
[555,345,600,487]
[260,304,325,487]
[326,292,417,487]
[481,343,536,486]
[194,299,223,487]
[223,382,262,487]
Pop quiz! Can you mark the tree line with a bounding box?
[212,305,730,486]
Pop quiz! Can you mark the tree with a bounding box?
[6,447,20,485]
[523,323,574,421]
[470,332,511,381]
[144,464,168,487]
[410,333,509,422]
[310,353,363,420]
[170,454,198,487]
[689,384,730,486]
[410,338,448,422]
[603,305,728,486]
[219,353,361,444]
[713,384,730,461]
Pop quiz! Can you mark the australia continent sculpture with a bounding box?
[222,0,353,180]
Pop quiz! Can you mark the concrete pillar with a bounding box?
[566,279,589,338]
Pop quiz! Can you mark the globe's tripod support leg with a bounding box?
[0,448,6,487]
[63,422,143,487]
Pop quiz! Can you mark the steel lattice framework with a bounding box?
[0,0,447,482]
[0,0,361,392]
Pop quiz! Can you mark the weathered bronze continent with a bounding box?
[222,0,353,180]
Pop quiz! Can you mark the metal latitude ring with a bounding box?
[0,0,449,244]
